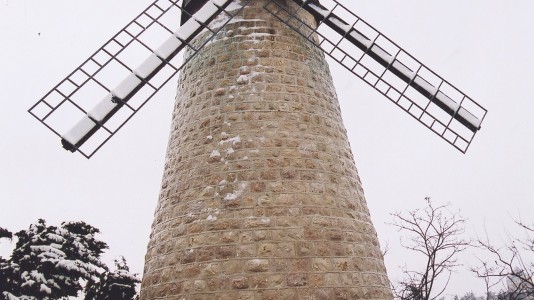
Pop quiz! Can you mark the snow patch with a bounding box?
[237,71,261,84]
[222,182,248,201]
[200,2,253,32]
[349,29,373,49]
[237,74,250,84]
[219,135,241,145]
[61,116,97,146]
[155,35,183,60]
[210,149,221,158]
[435,91,460,112]
[194,1,219,24]
[135,53,163,79]
[392,60,416,80]
[175,18,202,41]
[56,260,81,272]
[112,73,142,100]
[40,283,52,294]
[46,233,65,243]
[224,193,238,201]
[30,245,66,257]
[329,16,351,33]
[30,270,47,284]
[251,258,263,264]
[370,45,393,65]
[457,107,482,128]
[3,292,20,300]
[88,94,118,122]
[413,76,438,97]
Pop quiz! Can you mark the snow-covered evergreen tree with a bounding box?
[0,220,139,300]
[84,257,140,300]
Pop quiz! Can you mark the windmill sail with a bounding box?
[28,0,250,158]
[266,0,487,153]
[30,0,487,156]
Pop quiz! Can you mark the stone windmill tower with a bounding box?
[141,1,391,299]
[28,0,487,299]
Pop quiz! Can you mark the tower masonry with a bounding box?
[140,0,392,299]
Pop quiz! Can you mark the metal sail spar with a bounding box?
[267,0,488,153]
[28,0,249,158]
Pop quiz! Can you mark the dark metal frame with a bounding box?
[265,0,487,153]
[28,0,251,158]
[181,0,208,24]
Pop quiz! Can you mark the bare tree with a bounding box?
[390,197,469,300]
[472,220,534,299]
[474,260,501,300]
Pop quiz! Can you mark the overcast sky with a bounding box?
[1,0,534,297]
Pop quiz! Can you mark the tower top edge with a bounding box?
[181,0,322,25]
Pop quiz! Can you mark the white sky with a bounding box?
[1,0,534,297]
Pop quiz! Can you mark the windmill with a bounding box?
[28,0,487,298]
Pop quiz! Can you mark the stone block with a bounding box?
[231,276,250,290]
[245,259,269,273]
[286,273,307,287]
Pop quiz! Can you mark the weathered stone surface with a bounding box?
[140,0,392,299]
[245,259,269,273]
